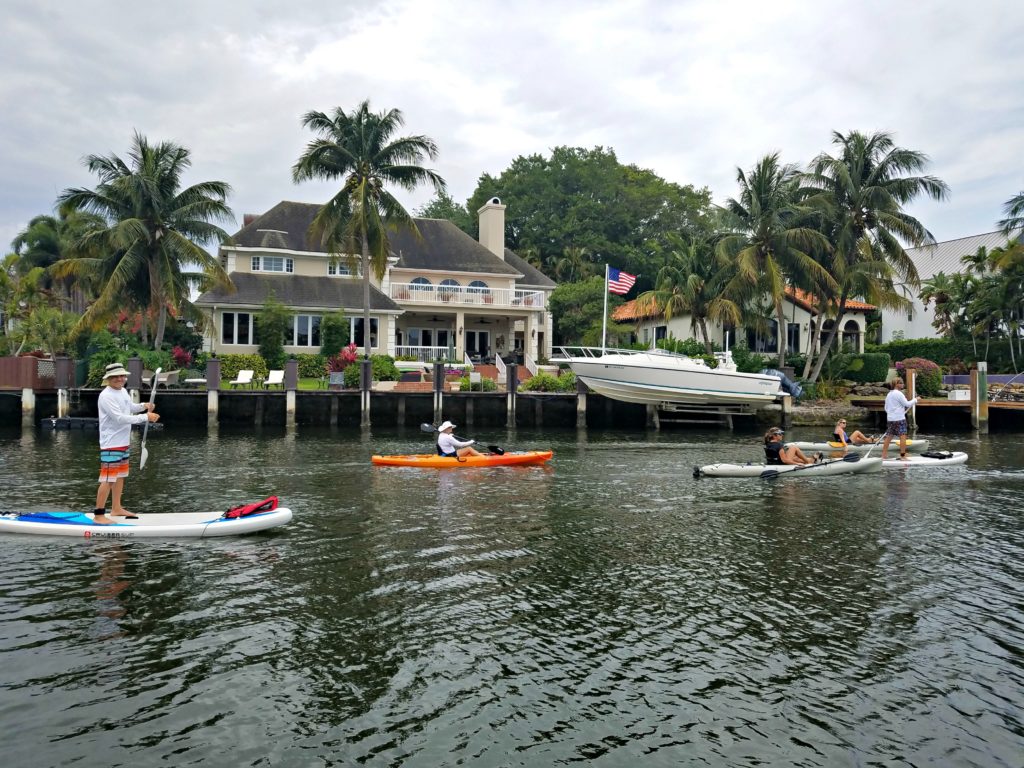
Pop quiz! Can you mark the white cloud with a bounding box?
[2,0,1023,251]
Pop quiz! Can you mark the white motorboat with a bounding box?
[555,347,782,410]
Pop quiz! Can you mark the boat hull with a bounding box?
[565,355,781,407]
[371,451,553,468]
[0,508,293,538]
[696,456,882,478]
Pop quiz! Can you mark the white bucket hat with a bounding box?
[438,420,456,432]
[102,363,129,381]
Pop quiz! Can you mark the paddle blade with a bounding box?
[420,423,439,433]
[139,443,149,470]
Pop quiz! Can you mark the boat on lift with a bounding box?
[554,346,782,411]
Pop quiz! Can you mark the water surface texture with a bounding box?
[1,425,1022,767]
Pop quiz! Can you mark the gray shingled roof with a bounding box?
[232,203,534,279]
[905,230,1022,280]
[195,272,402,312]
[503,248,556,287]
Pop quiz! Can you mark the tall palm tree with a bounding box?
[292,100,445,357]
[919,272,957,336]
[55,132,234,349]
[717,152,833,367]
[803,130,949,381]
[12,211,105,313]
[554,245,594,283]
[998,189,1024,235]
[635,233,739,354]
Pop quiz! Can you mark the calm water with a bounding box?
[1,423,1022,767]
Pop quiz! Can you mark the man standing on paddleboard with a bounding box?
[881,377,918,460]
[92,363,159,524]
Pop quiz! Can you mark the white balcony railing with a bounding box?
[394,345,457,362]
[389,283,544,310]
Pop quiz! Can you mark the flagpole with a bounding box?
[601,263,609,355]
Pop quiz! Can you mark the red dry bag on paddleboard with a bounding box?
[222,496,279,519]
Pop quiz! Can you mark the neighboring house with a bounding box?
[195,198,556,365]
[881,230,1019,343]
[613,286,876,355]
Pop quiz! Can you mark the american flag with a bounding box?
[608,267,637,295]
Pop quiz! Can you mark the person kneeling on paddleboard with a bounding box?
[437,421,482,458]
[764,427,819,465]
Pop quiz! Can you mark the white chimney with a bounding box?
[477,197,506,260]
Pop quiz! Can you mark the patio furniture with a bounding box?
[229,369,254,389]
[265,370,285,388]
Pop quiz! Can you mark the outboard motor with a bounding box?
[761,368,804,398]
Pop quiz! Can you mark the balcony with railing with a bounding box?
[389,283,545,310]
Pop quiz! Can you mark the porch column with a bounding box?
[456,310,465,361]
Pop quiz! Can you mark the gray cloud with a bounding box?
[3,0,1023,251]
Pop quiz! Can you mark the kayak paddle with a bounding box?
[139,367,160,470]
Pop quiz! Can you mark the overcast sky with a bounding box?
[4,0,1023,255]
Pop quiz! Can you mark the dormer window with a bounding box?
[252,256,293,273]
[328,262,355,277]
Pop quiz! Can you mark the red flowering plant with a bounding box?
[171,345,192,368]
[895,357,942,396]
[326,343,359,373]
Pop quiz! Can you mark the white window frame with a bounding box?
[222,311,256,346]
[351,317,379,349]
[251,255,294,273]
[290,314,322,348]
[327,262,356,277]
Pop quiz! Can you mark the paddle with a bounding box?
[760,452,861,480]
[139,367,160,470]
[418,423,504,455]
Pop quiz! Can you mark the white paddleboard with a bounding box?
[695,456,882,479]
[0,508,293,538]
[881,451,968,469]
[790,439,929,454]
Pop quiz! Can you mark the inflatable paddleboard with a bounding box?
[695,455,882,479]
[0,507,292,538]
[790,438,928,454]
[881,451,967,469]
[371,450,553,468]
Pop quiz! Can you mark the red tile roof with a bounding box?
[612,289,875,322]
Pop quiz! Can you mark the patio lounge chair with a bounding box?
[265,370,284,388]
[229,369,254,389]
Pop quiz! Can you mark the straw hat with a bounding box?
[102,363,129,381]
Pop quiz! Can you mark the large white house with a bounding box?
[613,286,876,356]
[881,230,1019,343]
[195,198,556,365]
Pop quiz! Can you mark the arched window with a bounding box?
[842,319,861,352]
[410,277,432,292]
[439,278,460,301]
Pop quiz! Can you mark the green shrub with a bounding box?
[458,374,498,391]
[319,313,349,358]
[294,353,327,378]
[341,355,400,387]
[519,370,577,392]
[843,352,890,382]
[216,353,268,380]
[256,296,293,370]
[657,336,715,356]
[896,356,942,396]
[729,341,769,373]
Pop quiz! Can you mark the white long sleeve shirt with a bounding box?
[884,389,918,421]
[437,432,474,455]
[97,386,148,448]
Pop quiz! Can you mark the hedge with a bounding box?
[216,354,268,380]
[866,337,1018,374]
[843,352,890,383]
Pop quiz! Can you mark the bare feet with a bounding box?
[112,510,139,519]
[93,514,116,524]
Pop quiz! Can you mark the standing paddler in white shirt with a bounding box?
[436,420,482,458]
[92,363,160,524]
[880,377,918,460]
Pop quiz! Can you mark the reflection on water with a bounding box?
[0,424,1022,766]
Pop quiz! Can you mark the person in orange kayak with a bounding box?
[437,421,482,458]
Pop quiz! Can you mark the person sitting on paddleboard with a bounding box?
[833,418,875,446]
[437,421,482,458]
[764,427,819,465]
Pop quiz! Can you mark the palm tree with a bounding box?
[919,272,957,336]
[998,189,1024,235]
[292,100,445,357]
[11,211,105,313]
[635,233,739,354]
[717,152,833,368]
[55,132,234,349]
[554,245,594,283]
[803,130,949,381]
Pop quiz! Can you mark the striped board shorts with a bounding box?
[98,446,131,483]
[885,419,908,437]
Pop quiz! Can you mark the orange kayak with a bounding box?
[371,450,553,468]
